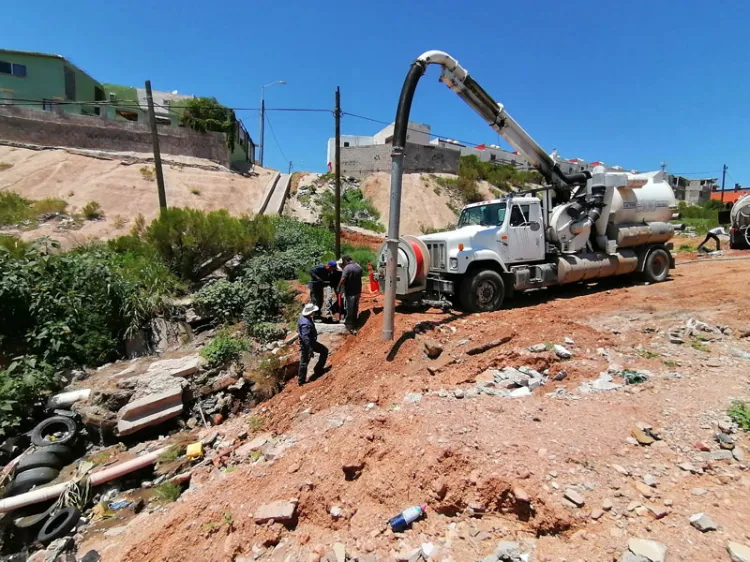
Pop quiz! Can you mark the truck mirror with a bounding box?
[529,221,541,231]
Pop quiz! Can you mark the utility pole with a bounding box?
[259,99,265,167]
[145,80,167,209]
[334,86,342,259]
[288,161,292,174]
[721,164,728,203]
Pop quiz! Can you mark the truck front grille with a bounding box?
[426,241,447,271]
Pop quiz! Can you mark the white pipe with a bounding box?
[46,389,91,410]
[0,446,169,513]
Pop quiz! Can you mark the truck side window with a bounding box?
[509,205,530,227]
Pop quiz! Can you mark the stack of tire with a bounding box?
[5,416,81,542]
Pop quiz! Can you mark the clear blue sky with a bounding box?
[5,1,749,186]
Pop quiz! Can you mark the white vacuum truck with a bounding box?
[728,194,750,249]
[378,50,678,315]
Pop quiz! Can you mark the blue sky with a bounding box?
[5,1,749,186]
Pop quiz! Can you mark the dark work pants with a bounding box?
[298,341,328,384]
[309,283,324,317]
[344,294,360,329]
[697,232,720,253]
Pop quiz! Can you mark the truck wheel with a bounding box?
[643,249,670,283]
[459,270,505,313]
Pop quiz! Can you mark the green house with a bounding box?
[0,49,105,115]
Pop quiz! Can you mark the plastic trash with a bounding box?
[186,442,204,459]
[108,500,132,511]
[389,505,426,532]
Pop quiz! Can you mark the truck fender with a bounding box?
[464,250,509,273]
[637,244,674,272]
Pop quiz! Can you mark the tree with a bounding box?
[180,97,237,150]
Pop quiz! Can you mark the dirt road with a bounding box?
[92,249,750,562]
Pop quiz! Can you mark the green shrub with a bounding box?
[248,322,287,343]
[0,235,30,258]
[319,189,385,232]
[82,201,103,220]
[0,162,13,171]
[144,208,256,281]
[195,279,252,322]
[200,331,249,368]
[0,355,64,438]
[0,192,32,225]
[728,401,750,431]
[341,243,377,268]
[33,198,67,216]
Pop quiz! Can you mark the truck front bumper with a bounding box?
[427,275,455,296]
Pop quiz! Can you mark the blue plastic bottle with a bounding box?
[389,505,426,532]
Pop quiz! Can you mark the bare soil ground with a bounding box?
[360,173,498,235]
[0,145,275,247]
[89,243,750,562]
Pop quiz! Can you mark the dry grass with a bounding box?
[245,355,283,399]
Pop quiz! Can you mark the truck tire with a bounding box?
[459,270,505,313]
[30,416,77,448]
[643,248,670,283]
[3,467,59,497]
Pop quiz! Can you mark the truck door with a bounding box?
[506,203,545,263]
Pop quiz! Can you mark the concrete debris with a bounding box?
[635,481,655,499]
[404,392,423,404]
[509,387,531,398]
[612,464,630,476]
[253,500,297,522]
[733,446,745,462]
[627,538,668,562]
[332,542,346,562]
[235,434,271,459]
[564,488,585,507]
[619,554,649,562]
[117,387,183,436]
[552,344,572,359]
[689,512,717,532]
[146,355,201,378]
[646,503,669,519]
[329,506,344,519]
[642,474,658,487]
[421,338,444,359]
[727,541,750,562]
[731,348,750,360]
[578,372,621,393]
[716,432,735,449]
[528,343,547,353]
[631,427,656,446]
[677,462,702,474]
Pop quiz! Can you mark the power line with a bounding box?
[264,112,288,163]
[669,170,722,176]
[0,98,331,113]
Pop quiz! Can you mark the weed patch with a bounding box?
[728,401,750,431]
[82,201,103,220]
[154,482,182,502]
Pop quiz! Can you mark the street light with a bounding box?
[259,80,286,167]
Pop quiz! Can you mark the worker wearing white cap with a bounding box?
[297,303,328,385]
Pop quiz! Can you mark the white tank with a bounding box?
[730,194,750,227]
[608,171,676,225]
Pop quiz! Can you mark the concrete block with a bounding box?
[253,500,296,522]
[117,387,183,436]
[146,355,200,377]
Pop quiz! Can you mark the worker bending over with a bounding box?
[308,260,338,320]
[297,303,328,386]
[338,255,363,334]
[697,226,728,253]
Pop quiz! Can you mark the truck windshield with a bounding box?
[457,203,507,228]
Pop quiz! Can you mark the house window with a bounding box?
[64,66,76,100]
[0,61,27,77]
[343,142,350,147]
[490,154,496,162]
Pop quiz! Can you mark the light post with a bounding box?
[259,80,286,167]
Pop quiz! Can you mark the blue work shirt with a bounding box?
[297,314,318,348]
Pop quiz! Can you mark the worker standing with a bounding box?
[297,303,328,386]
[308,260,338,320]
[697,226,728,253]
[338,255,363,334]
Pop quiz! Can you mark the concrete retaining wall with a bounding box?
[0,106,230,166]
[338,143,459,177]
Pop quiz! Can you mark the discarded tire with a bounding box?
[37,506,81,543]
[13,502,57,529]
[16,451,65,472]
[34,443,76,463]
[31,416,78,448]
[2,466,60,497]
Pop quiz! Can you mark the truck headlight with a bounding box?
[449,258,458,270]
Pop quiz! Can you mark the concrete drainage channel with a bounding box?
[255,172,292,216]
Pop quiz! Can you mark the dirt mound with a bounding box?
[0,145,275,247]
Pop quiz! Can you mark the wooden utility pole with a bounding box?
[334,86,342,259]
[288,160,292,174]
[259,99,266,167]
[145,80,167,209]
[721,164,727,203]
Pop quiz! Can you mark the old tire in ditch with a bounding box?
[3,467,59,497]
[459,270,505,313]
[642,248,670,283]
[33,443,75,463]
[13,502,57,529]
[15,451,65,472]
[30,416,77,448]
[37,506,80,544]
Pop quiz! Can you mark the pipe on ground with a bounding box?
[0,446,169,513]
